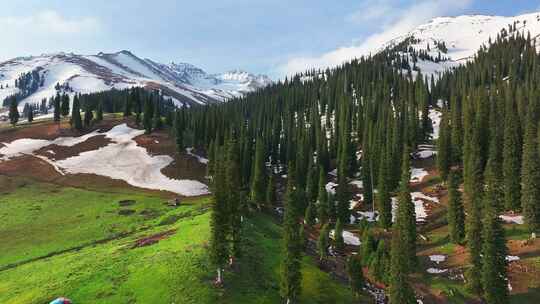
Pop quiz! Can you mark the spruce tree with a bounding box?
[481,198,509,304]
[317,167,329,224]
[280,173,302,304]
[304,201,316,226]
[334,218,345,253]
[60,93,70,117]
[266,173,277,206]
[173,110,184,152]
[369,239,389,283]
[450,95,463,164]
[8,96,19,126]
[84,105,93,128]
[447,171,465,244]
[317,223,330,261]
[27,105,33,123]
[123,95,132,117]
[335,172,350,225]
[437,107,451,181]
[251,138,267,208]
[96,100,104,122]
[143,97,153,134]
[389,214,416,303]
[226,138,243,263]
[53,92,61,122]
[152,99,163,130]
[209,153,229,284]
[71,95,83,131]
[521,103,540,232]
[346,256,364,299]
[377,151,392,229]
[503,97,521,210]
[395,148,417,270]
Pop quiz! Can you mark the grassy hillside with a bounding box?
[0,175,367,303]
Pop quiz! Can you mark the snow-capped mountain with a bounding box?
[380,11,540,77]
[0,50,272,109]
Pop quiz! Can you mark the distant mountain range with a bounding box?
[0,50,272,109]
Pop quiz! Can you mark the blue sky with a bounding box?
[0,0,538,78]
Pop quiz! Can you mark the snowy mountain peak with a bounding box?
[0,50,272,110]
[381,11,540,77]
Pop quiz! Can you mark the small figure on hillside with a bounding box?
[50,297,72,304]
[167,197,181,207]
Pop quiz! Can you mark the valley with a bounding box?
[2,5,540,304]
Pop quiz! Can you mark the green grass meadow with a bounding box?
[0,175,364,304]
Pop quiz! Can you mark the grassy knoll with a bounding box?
[0,175,365,303]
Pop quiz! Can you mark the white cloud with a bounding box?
[0,10,101,35]
[0,10,102,60]
[277,0,472,77]
[345,0,398,27]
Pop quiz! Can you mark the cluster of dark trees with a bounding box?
[2,68,44,107]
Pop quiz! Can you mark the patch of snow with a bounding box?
[330,229,361,246]
[358,211,378,222]
[429,108,442,140]
[427,267,448,274]
[429,255,446,264]
[500,215,524,225]
[391,192,436,223]
[410,168,429,183]
[186,147,209,164]
[412,191,440,203]
[506,255,520,262]
[55,124,208,196]
[349,179,363,189]
[0,124,208,196]
[325,181,338,194]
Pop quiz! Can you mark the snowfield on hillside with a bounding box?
[0,124,208,196]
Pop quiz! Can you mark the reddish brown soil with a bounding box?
[132,229,176,248]
[135,130,207,182]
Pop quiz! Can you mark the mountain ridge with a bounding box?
[0,50,272,110]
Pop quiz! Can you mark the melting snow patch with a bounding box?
[326,181,338,194]
[499,215,524,225]
[410,168,429,183]
[429,107,442,140]
[392,192,437,223]
[349,180,363,189]
[506,256,520,262]
[186,147,209,164]
[412,192,440,203]
[0,124,209,196]
[330,230,361,246]
[427,268,448,274]
[358,211,378,222]
[429,255,446,264]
